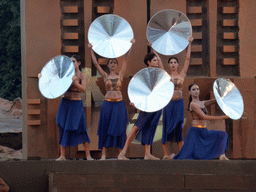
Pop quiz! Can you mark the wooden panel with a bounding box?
[223,45,236,52]
[62,19,78,26]
[188,6,202,13]
[97,6,110,13]
[222,7,237,14]
[223,32,237,39]
[27,109,41,115]
[27,120,41,126]
[222,58,236,65]
[223,19,237,26]
[191,45,202,52]
[190,58,202,65]
[190,19,202,26]
[185,175,256,189]
[193,32,202,39]
[49,173,184,190]
[63,46,79,53]
[63,6,78,13]
[62,33,79,40]
[98,58,108,65]
[27,99,41,105]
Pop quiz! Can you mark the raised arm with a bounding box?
[72,73,86,93]
[119,38,135,78]
[88,43,107,79]
[180,36,193,78]
[148,41,164,70]
[190,102,229,121]
[203,98,216,107]
[152,49,164,70]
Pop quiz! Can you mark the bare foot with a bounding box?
[219,154,229,160]
[163,153,175,160]
[56,156,66,161]
[86,156,94,161]
[144,154,160,160]
[118,151,129,160]
[99,155,106,160]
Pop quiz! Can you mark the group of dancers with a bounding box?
[55,36,229,161]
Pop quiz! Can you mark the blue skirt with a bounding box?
[56,98,90,147]
[173,127,229,160]
[134,110,162,145]
[97,100,128,149]
[162,98,184,144]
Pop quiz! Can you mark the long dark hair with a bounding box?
[144,53,156,66]
[188,83,198,109]
[71,54,81,62]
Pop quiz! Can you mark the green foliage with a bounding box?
[0,0,21,101]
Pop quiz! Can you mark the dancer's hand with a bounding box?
[88,43,93,49]
[130,38,135,44]
[188,36,193,43]
[72,75,79,82]
[147,41,152,47]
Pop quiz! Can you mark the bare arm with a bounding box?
[180,36,193,78]
[148,41,164,70]
[203,98,216,107]
[120,38,135,78]
[153,49,164,70]
[191,102,229,121]
[88,43,107,79]
[72,73,86,93]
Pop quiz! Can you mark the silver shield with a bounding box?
[213,78,244,120]
[38,55,75,99]
[147,9,192,55]
[88,14,134,58]
[128,67,174,112]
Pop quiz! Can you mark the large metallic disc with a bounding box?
[213,78,244,120]
[128,67,174,112]
[147,9,192,55]
[88,14,134,58]
[39,55,75,99]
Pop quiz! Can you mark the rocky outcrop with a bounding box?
[0,97,22,117]
[0,97,22,160]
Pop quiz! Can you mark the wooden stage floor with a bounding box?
[0,159,256,191]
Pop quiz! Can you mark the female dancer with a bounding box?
[118,50,164,160]
[170,83,229,160]
[56,55,93,161]
[162,36,193,160]
[88,39,135,160]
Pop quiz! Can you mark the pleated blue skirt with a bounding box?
[97,100,128,149]
[56,98,90,147]
[173,127,229,160]
[162,98,184,144]
[134,110,162,145]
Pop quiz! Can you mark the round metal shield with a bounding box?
[213,78,244,120]
[128,67,174,112]
[39,55,75,99]
[88,14,134,58]
[147,9,192,55]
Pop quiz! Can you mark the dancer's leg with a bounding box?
[118,126,139,160]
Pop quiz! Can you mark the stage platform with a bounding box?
[0,159,256,191]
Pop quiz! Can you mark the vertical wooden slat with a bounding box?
[208,0,217,77]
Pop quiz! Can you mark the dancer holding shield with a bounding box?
[88,39,135,160]
[162,36,193,160]
[56,55,94,161]
[170,83,229,160]
[118,48,165,160]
